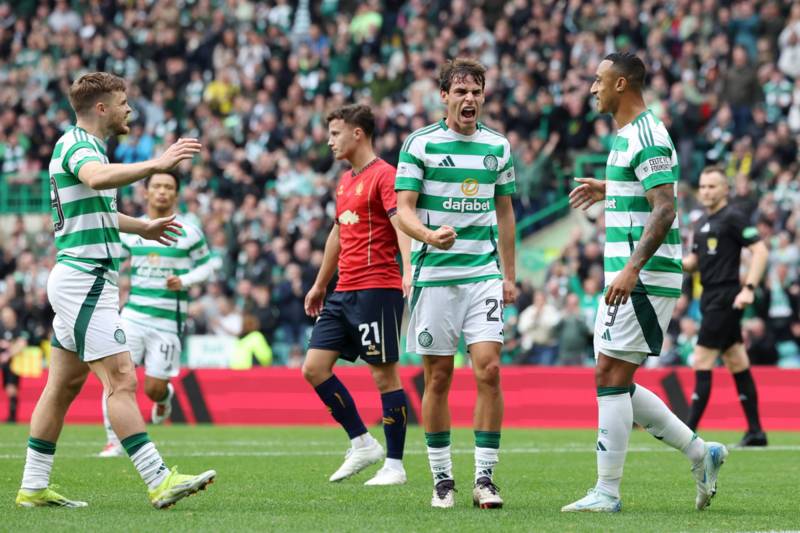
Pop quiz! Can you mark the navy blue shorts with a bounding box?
[308,288,404,364]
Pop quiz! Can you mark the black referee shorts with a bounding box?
[697,285,743,351]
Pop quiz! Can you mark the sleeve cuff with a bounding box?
[495,182,516,196]
[72,157,101,178]
[641,173,675,191]
[395,177,422,192]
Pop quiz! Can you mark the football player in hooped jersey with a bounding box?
[303,104,412,486]
[16,72,214,510]
[98,172,214,458]
[563,53,726,513]
[395,58,517,510]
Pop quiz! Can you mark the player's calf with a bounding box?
[150,382,174,425]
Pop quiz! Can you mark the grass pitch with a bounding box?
[1,424,799,532]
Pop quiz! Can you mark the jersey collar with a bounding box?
[439,118,481,140]
[74,125,108,152]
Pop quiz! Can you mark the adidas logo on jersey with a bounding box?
[438,156,456,167]
[338,210,360,225]
[605,198,617,209]
[601,329,612,341]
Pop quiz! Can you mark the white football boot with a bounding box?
[692,441,728,510]
[329,438,384,482]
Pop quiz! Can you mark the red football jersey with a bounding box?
[335,158,402,291]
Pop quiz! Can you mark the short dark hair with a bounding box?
[604,52,646,90]
[326,104,375,138]
[439,57,486,92]
[699,165,729,183]
[69,72,127,115]
[145,172,181,191]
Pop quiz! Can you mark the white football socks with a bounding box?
[350,433,377,449]
[21,448,54,491]
[384,458,404,472]
[131,443,169,490]
[631,384,705,463]
[475,446,499,482]
[595,392,632,498]
[427,445,453,483]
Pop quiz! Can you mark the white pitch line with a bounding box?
[0,440,338,449]
[2,445,800,460]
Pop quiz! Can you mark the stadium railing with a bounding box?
[0,171,50,214]
[514,152,608,240]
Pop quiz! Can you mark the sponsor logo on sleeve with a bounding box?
[636,156,672,178]
[647,157,672,173]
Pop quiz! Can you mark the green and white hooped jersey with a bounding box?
[49,126,120,283]
[604,110,681,298]
[395,120,515,287]
[120,216,211,335]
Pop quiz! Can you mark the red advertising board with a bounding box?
[5,367,799,430]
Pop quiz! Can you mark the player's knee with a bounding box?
[425,370,451,396]
[301,361,326,386]
[692,357,715,371]
[108,371,138,397]
[301,362,313,383]
[723,356,748,373]
[475,361,501,388]
[594,364,614,387]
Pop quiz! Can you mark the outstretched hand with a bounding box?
[154,138,202,172]
[141,214,182,245]
[569,177,606,211]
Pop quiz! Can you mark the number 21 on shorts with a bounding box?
[358,321,380,347]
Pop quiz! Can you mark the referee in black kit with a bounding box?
[682,166,770,446]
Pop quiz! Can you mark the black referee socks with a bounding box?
[733,368,763,433]
[686,370,712,431]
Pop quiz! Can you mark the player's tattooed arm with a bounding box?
[629,183,676,271]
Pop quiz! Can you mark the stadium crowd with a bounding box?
[1,0,799,367]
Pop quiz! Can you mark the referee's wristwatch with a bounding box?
[743,283,755,292]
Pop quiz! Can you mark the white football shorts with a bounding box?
[594,291,677,365]
[122,318,181,380]
[406,278,505,356]
[48,263,129,362]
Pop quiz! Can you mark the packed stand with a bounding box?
[0,0,799,367]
